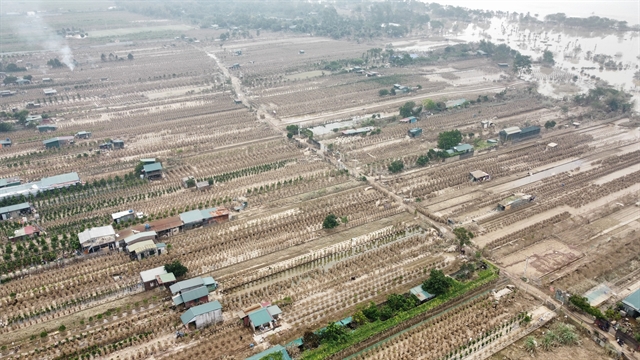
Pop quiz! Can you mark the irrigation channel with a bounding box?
[337,277,507,360]
[221,225,427,297]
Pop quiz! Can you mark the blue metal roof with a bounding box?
[170,277,204,294]
[202,276,217,287]
[0,202,30,214]
[623,288,640,312]
[179,286,209,303]
[124,231,157,244]
[143,162,162,173]
[453,144,474,152]
[180,300,222,325]
[248,308,273,327]
[0,139,12,145]
[267,305,282,317]
[410,285,435,302]
[179,209,205,224]
[245,345,291,360]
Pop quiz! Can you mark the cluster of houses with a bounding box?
[78,206,229,254]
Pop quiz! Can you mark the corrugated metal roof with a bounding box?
[202,277,217,287]
[501,126,521,135]
[170,277,204,294]
[0,139,12,145]
[143,162,162,173]
[124,231,156,244]
[140,266,167,283]
[470,170,489,178]
[140,158,156,163]
[453,144,473,152]
[181,300,222,325]
[39,172,80,188]
[112,209,134,220]
[0,202,30,214]
[181,286,209,303]
[267,305,282,317]
[520,126,540,134]
[180,209,205,224]
[157,272,176,283]
[78,225,115,245]
[126,239,156,253]
[623,288,640,312]
[410,285,435,302]
[248,308,273,327]
[0,177,20,187]
[245,345,291,360]
[43,138,60,145]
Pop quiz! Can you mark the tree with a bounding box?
[416,155,429,166]
[58,324,66,332]
[259,352,284,360]
[5,63,26,72]
[362,301,379,321]
[165,260,188,278]
[47,59,64,68]
[23,75,32,80]
[437,130,463,150]
[388,160,404,173]
[134,162,145,176]
[542,50,555,65]
[399,101,416,118]
[422,269,454,296]
[3,76,17,85]
[352,309,368,326]
[544,120,556,129]
[320,322,347,343]
[379,89,389,96]
[0,123,13,132]
[185,178,196,188]
[453,227,474,249]
[514,53,532,74]
[127,53,134,60]
[390,87,396,95]
[322,214,339,229]
[423,99,437,111]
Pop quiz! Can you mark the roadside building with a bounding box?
[0,202,32,221]
[78,225,117,253]
[75,131,91,139]
[469,170,490,182]
[0,176,20,188]
[140,266,169,291]
[37,125,57,133]
[112,209,135,224]
[181,300,223,329]
[499,126,521,141]
[143,162,163,180]
[0,138,12,148]
[621,289,640,318]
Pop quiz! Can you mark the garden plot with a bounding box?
[499,239,583,280]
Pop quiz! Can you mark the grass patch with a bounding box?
[300,264,500,360]
[365,74,407,86]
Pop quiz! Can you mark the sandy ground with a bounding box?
[499,239,583,279]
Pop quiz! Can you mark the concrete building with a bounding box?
[0,176,20,189]
[622,289,640,318]
[143,162,163,180]
[0,172,80,201]
[499,126,521,141]
[0,138,12,148]
[43,136,74,148]
[140,266,169,291]
[469,170,490,182]
[112,209,135,224]
[75,131,92,139]
[0,202,32,220]
[37,125,57,133]
[78,225,117,253]
[181,300,223,329]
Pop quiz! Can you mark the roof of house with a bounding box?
[520,126,541,134]
[43,138,60,145]
[39,172,80,187]
[203,276,217,287]
[157,272,176,284]
[248,308,273,327]
[0,202,30,214]
[112,209,134,220]
[180,300,222,325]
[76,131,91,135]
[453,144,474,152]
[410,285,435,302]
[0,172,80,200]
[140,158,156,163]
[140,266,167,283]
[245,345,292,360]
[501,126,521,135]
[0,176,20,186]
[180,286,209,303]
[622,288,640,312]
[143,162,162,173]
[470,170,489,179]
[267,305,282,317]
[37,125,57,130]
[123,231,157,245]
[78,225,115,245]
[170,277,204,294]
[112,139,124,144]
[0,139,12,145]
[126,239,157,253]
[339,316,352,326]
[179,209,206,224]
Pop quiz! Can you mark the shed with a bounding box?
[37,125,57,133]
[173,286,209,308]
[547,142,558,148]
[43,88,57,95]
[143,162,163,180]
[0,202,31,220]
[196,181,210,191]
[248,307,273,331]
[203,276,218,291]
[0,138,12,148]
[452,144,474,153]
[112,209,135,223]
[410,285,435,303]
[519,126,541,139]
[112,139,124,149]
[399,116,417,123]
[497,193,534,211]
[245,345,292,360]
[75,131,91,139]
[140,158,156,164]
[78,225,117,253]
[9,225,40,241]
[498,63,509,67]
[156,272,176,287]
[621,289,640,318]
[0,176,20,188]
[445,99,466,108]
[499,126,521,141]
[469,170,490,182]
[267,305,282,319]
[181,300,223,329]
[122,231,157,246]
[126,240,158,260]
[408,128,422,137]
[171,277,205,295]
[140,266,168,291]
